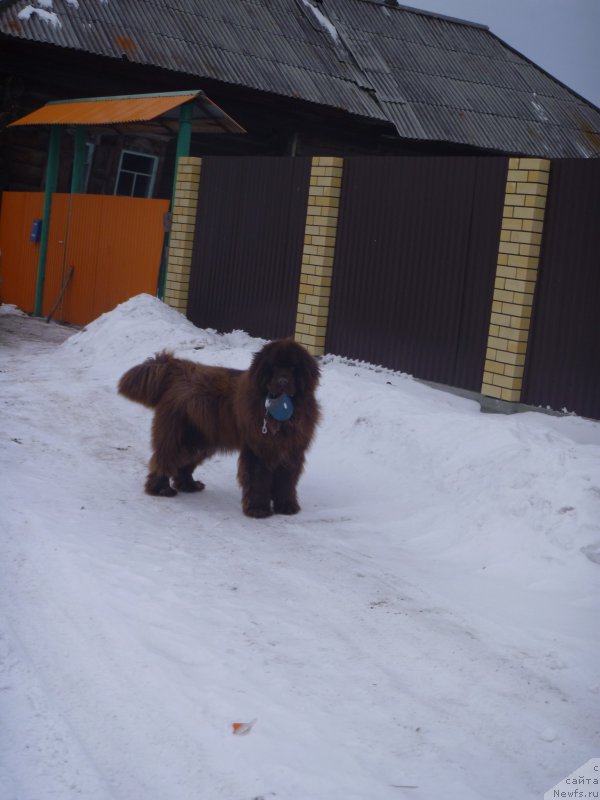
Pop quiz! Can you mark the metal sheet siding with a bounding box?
[0,192,168,324]
[41,194,168,325]
[187,157,310,340]
[2,0,599,156]
[0,191,44,313]
[453,157,509,389]
[522,161,600,419]
[325,157,507,390]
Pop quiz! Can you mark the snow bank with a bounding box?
[0,303,25,316]
[60,293,261,376]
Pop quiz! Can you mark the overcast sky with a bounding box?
[401,0,600,108]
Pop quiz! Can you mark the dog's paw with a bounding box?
[175,479,205,493]
[150,485,178,497]
[273,500,300,515]
[145,473,177,496]
[244,505,273,519]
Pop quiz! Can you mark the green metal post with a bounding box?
[71,127,87,194]
[171,101,193,200]
[34,126,62,316]
[158,101,193,300]
[56,127,87,296]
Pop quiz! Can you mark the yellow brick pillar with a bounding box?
[294,156,343,355]
[164,156,202,312]
[481,157,551,403]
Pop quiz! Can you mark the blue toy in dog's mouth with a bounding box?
[265,392,294,421]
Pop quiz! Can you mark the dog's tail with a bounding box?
[118,350,177,408]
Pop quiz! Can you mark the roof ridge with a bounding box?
[351,0,489,31]
[485,27,600,114]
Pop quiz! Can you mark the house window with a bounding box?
[115,150,158,198]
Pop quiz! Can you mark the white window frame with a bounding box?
[114,149,158,198]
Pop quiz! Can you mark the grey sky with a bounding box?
[400,0,600,108]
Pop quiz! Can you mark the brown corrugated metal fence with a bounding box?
[0,192,169,324]
[522,160,600,418]
[325,157,508,390]
[4,158,597,419]
[187,157,311,340]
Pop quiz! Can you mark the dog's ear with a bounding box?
[249,345,274,394]
[295,346,320,396]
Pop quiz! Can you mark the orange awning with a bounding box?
[8,91,245,134]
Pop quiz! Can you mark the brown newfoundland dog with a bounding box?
[118,339,320,518]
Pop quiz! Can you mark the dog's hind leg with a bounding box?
[144,406,188,497]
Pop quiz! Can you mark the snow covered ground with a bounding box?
[1,294,598,800]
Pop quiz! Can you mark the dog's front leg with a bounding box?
[238,447,273,518]
[272,462,302,515]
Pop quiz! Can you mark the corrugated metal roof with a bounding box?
[1,0,599,156]
[9,93,197,126]
[7,90,245,133]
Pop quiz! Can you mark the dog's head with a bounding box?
[250,338,320,400]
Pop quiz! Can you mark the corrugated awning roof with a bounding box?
[8,90,245,134]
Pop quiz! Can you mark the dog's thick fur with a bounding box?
[118,339,320,518]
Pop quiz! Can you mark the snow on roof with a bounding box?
[301,0,339,42]
[17,4,60,26]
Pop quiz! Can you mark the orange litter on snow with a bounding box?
[232,719,257,736]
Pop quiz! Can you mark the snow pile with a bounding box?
[0,303,25,316]
[61,293,262,376]
[1,297,599,800]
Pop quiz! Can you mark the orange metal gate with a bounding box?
[0,191,43,313]
[0,191,169,325]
